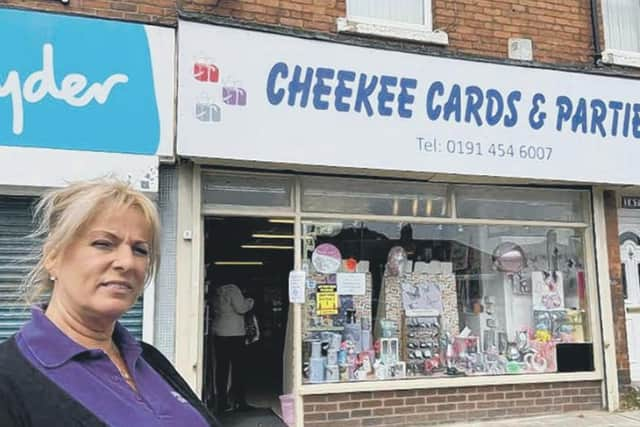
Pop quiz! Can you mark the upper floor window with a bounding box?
[337,0,448,45]
[601,0,640,67]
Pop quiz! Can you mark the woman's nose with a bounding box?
[112,245,135,270]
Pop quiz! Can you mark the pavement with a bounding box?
[445,410,640,426]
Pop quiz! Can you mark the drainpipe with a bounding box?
[590,0,603,65]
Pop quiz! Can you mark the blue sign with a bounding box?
[0,8,160,155]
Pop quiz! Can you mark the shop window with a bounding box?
[454,185,589,222]
[300,218,593,384]
[601,0,640,67]
[336,0,448,45]
[201,172,294,209]
[301,176,448,217]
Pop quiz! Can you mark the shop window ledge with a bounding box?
[336,17,448,46]
[601,49,640,69]
[299,370,602,395]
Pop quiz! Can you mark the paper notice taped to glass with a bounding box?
[288,270,306,303]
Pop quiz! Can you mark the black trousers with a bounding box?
[214,335,248,407]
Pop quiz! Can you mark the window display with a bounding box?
[301,219,592,383]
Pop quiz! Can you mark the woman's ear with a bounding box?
[43,243,59,279]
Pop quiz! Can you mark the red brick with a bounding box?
[362,400,383,408]
[372,407,394,416]
[383,398,404,407]
[405,397,425,405]
[327,411,350,420]
[351,409,372,418]
[305,413,328,421]
[340,401,361,410]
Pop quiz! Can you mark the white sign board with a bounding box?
[178,20,640,185]
[337,272,366,295]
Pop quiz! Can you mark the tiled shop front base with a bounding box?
[303,381,602,426]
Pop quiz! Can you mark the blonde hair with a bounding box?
[23,177,161,304]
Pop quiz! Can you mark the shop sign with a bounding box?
[0,9,175,190]
[178,20,640,185]
[622,196,640,209]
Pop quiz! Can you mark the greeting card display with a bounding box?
[532,271,564,310]
[312,244,342,274]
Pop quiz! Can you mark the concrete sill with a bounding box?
[336,17,448,46]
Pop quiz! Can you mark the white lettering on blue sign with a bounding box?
[0,43,128,135]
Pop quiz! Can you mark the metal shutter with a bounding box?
[0,195,144,342]
[0,196,37,342]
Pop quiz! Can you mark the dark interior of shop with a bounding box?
[202,217,293,417]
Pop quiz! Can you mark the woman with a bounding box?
[0,179,221,427]
[212,283,254,414]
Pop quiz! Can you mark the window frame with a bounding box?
[336,0,448,46]
[600,0,640,68]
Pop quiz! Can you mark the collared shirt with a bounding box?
[16,306,209,427]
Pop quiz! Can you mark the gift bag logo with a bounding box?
[195,94,221,123]
[223,86,247,106]
[193,58,219,83]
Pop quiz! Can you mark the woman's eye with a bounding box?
[92,240,112,249]
[134,246,150,256]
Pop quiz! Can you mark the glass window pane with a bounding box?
[603,0,640,52]
[455,185,589,222]
[300,220,593,384]
[348,0,425,25]
[202,173,293,208]
[301,176,448,217]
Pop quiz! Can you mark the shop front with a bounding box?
[618,194,640,385]
[175,19,635,425]
[0,8,175,343]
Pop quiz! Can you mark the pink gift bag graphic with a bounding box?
[195,94,221,122]
[222,86,247,106]
[193,56,219,83]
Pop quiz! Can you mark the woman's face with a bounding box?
[46,205,152,322]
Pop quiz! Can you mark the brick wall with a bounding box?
[604,190,632,390]
[434,0,593,65]
[303,381,602,426]
[181,0,596,66]
[2,0,177,25]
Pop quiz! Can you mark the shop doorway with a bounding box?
[621,234,640,383]
[202,216,292,424]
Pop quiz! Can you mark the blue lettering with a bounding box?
[312,67,335,110]
[287,66,313,107]
[334,70,355,112]
[623,103,632,138]
[443,84,462,122]
[634,104,640,138]
[464,85,484,126]
[266,62,288,105]
[354,73,378,117]
[571,98,588,133]
[504,90,521,127]
[398,78,416,119]
[609,101,623,137]
[377,75,397,117]
[528,93,546,130]
[485,89,503,126]
[555,96,572,131]
[589,99,606,136]
[426,81,444,120]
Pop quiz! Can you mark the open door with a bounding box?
[202,216,292,425]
